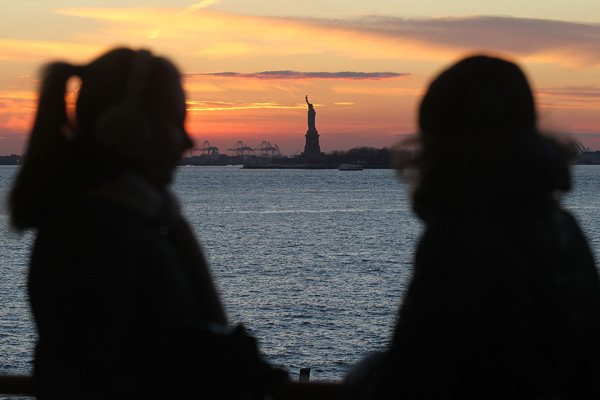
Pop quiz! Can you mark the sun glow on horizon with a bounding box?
[1,2,600,154]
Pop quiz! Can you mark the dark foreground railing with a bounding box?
[0,374,344,399]
[0,375,32,396]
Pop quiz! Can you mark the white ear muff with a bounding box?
[94,49,153,161]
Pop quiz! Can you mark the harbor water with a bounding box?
[1,165,600,382]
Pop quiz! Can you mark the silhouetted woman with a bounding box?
[10,48,284,400]
[349,55,600,399]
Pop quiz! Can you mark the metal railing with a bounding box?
[0,372,344,399]
[0,375,32,396]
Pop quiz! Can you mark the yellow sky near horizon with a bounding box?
[1,1,600,155]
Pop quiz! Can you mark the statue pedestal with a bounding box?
[301,128,325,162]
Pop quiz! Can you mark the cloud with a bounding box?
[0,39,105,62]
[0,91,36,101]
[316,15,600,67]
[537,86,600,99]
[186,100,305,112]
[332,85,424,96]
[535,86,600,109]
[565,132,600,137]
[185,0,221,14]
[185,71,407,80]
[53,7,600,68]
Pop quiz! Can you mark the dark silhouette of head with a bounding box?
[10,47,193,230]
[405,55,571,221]
[77,48,193,184]
[419,55,536,142]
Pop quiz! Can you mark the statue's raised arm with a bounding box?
[305,95,311,106]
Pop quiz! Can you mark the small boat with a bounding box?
[338,163,364,171]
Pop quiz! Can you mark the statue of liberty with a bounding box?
[302,95,323,159]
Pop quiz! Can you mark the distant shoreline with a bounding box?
[3,150,600,166]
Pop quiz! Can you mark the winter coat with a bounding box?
[28,173,278,400]
[378,206,600,399]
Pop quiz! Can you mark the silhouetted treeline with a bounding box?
[326,146,393,167]
[577,151,600,165]
[327,146,600,167]
[326,146,414,168]
[181,146,412,168]
[0,154,22,165]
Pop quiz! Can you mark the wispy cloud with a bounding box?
[537,86,600,99]
[184,0,222,14]
[0,38,103,62]
[185,71,407,80]
[535,86,600,109]
[332,85,424,96]
[51,7,600,70]
[0,91,37,101]
[569,133,600,137]
[317,15,600,67]
[186,100,305,112]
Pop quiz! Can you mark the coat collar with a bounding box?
[87,172,180,223]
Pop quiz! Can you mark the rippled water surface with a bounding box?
[175,167,419,380]
[1,165,599,382]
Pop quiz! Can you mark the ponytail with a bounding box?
[32,63,82,140]
[9,62,83,231]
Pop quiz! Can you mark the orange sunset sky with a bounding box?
[1,0,600,156]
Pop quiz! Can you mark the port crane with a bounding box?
[193,141,220,157]
[227,141,256,157]
[576,142,592,155]
[254,141,281,159]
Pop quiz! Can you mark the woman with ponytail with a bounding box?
[10,48,286,399]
